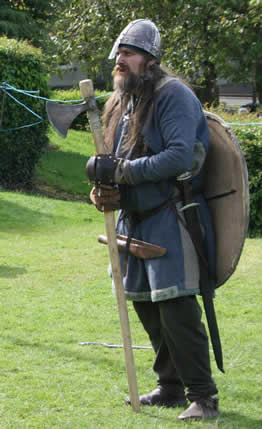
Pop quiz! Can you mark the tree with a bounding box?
[162,0,262,104]
[0,1,67,52]
[51,0,262,104]
[0,0,32,40]
[214,0,262,103]
[51,0,178,90]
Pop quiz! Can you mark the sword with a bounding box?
[177,172,224,373]
[98,234,167,259]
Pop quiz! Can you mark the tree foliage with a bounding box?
[0,1,32,40]
[50,1,262,103]
[215,0,262,103]
[0,0,67,54]
[162,0,262,103]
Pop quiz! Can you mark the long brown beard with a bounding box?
[103,63,167,153]
[113,65,147,94]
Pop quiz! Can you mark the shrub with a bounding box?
[0,36,50,189]
[208,105,262,236]
[234,126,262,237]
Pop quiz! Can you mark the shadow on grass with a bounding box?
[0,265,27,278]
[141,409,262,428]
[0,197,67,233]
[218,411,262,429]
[36,149,93,197]
[1,334,129,373]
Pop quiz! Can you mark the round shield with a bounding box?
[204,111,249,287]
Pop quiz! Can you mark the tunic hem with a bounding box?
[125,286,200,302]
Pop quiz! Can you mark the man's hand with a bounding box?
[90,184,121,212]
[86,154,133,185]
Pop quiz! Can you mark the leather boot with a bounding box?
[178,396,219,420]
[125,386,187,407]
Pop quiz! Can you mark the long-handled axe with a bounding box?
[46,99,89,138]
[46,80,140,412]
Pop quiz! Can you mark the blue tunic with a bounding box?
[113,78,216,302]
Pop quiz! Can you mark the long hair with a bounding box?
[103,62,168,154]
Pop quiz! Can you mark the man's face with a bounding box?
[113,46,147,91]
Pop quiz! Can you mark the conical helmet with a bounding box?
[109,19,161,62]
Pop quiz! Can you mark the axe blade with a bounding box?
[46,101,88,138]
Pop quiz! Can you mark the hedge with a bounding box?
[0,36,50,189]
[235,126,262,237]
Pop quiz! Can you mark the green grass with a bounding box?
[35,128,95,199]
[0,125,261,428]
[206,105,262,124]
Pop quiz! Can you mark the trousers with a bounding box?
[133,295,218,402]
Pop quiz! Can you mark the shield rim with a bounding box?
[204,111,250,287]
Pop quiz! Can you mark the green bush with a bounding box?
[50,88,111,131]
[0,36,50,189]
[234,126,262,237]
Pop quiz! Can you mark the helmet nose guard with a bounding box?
[109,19,161,63]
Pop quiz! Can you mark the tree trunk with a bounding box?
[251,61,257,104]
[256,61,262,105]
[195,62,219,107]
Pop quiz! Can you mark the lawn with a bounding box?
[0,124,261,428]
[35,128,95,200]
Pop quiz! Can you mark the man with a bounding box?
[86,19,219,420]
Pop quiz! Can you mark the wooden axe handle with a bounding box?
[80,79,140,413]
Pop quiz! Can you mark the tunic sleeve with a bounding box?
[127,81,206,185]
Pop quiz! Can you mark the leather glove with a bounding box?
[90,184,121,212]
[86,154,133,185]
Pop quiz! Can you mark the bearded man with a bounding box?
[86,19,220,421]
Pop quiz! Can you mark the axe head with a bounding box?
[46,101,88,138]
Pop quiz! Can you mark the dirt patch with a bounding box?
[33,182,90,203]
[1,180,91,203]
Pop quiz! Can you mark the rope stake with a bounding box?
[79,341,152,349]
